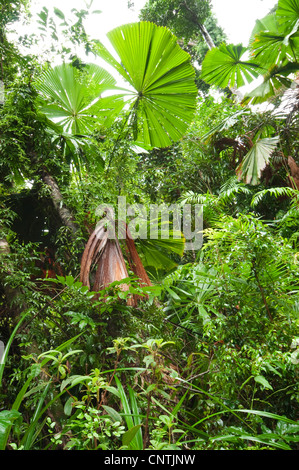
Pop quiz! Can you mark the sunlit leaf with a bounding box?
[95,21,198,147]
[277,0,299,30]
[201,44,261,89]
[35,63,121,134]
[236,137,279,185]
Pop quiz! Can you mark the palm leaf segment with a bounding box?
[250,13,299,65]
[95,21,198,148]
[277,0,299,30]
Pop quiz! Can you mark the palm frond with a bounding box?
[236,137,280,185]
[201,44,261,90]
[95,22,198,148]
[251,186,299,207]
[35,63,121,134]
[219,176,252,203]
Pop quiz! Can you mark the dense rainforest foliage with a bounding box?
[0,0,298,451]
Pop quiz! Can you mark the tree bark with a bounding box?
[0,237,24,318]
[288,156,299,190]
[182,0,215,50]
[41,172,80,236]
[197,22,215,50]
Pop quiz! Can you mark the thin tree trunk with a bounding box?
[197,22,215,50]
[41,172,80,236]
[0,237,24,317]
[182,0,215,50]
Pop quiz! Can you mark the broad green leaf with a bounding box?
[246,7,299,104]
[254,375,273,390]
[35,63,121,134]
[242,67,296,105]
[122,424,142,448]
[250,22,299,66]
[201,44,261,89]
[242,61,299,105]
[0,410,21,450]
[53,7,65,21]
[250,12,280,44]
[236,137,279,185]
[277,0,299,30]
[64,396,73,416]
[60,374,91,392]
[96,22,197,147]
[102,405,123,423]
[137,240,180,271]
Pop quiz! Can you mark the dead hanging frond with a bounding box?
[287,156,299,190]
[80,222,109,289]
[80,209,151,307]
[124,224,152,287]
[123,224,152,305]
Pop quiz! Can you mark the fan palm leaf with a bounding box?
[236,137,280,185]
[250,12,299,65]
[200,44,261,90]
[242,62,299,105]
[244,2,299,104]
[95,21,198,148]
[35,63,122,134]
[277,0,299,30]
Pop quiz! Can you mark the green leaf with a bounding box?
[243,62,299,105]
[114,376,142,449]
[201,44,261,89]
[250,10,299,66]
[122,424,142,448]
[102,405,123,423]
[60,375,91,392]
[251,186,298,206]
[236,136,279,185]
[244,5,299,104]
[0,311,31,386]
[64,397,73,416]
[53,7,65,21]
[277,0,299,30]
[0,410,21,450]
[96,22,197,147]
[254,375,273,390]
[22,381,52,449]
[35,63,120,134]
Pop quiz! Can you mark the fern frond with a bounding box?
[251,186,299,207]
[219,176,252,204]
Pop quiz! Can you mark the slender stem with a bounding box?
[97,352,120,409]
[252,261,273,322]
[143,390,152,450]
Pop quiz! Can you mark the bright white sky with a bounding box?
[211,0,276,44]
[13,0,276,97]
[26,0,276,46]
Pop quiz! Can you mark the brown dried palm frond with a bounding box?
[80,210,151,307]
